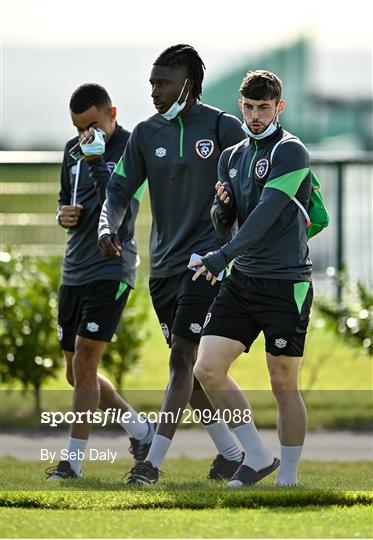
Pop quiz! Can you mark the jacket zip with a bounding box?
[248,139,258,177]
[177,116,184,158]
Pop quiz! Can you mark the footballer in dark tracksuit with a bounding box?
[201,126,313,357]
[98,46,248,484]
[193,69,316,489]
[57,124,145,351]
[99,102,245,345]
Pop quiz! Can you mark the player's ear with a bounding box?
[110,106,117,121]
[238,99,243,113]
[277,99,285,115]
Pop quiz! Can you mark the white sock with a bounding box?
[233,422,274,471]
[204,421,243,461]
[120,405,149,440]
[66,436,87,474]
[276,445,303,486]
[146,434,171,469]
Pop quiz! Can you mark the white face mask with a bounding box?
[241,106,279,140]
[161,79,189,121]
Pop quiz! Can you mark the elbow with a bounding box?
[211,210,233,234]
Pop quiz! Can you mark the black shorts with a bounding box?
[149,270,221,346]
[202,268,313,357]
[58,280,131,352]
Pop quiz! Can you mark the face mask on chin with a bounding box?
[241,106,280,140]
[161,79,190,121]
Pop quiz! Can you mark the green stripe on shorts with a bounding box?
[294,282,310,314]
[115,281,128,301]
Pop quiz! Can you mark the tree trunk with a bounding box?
[34,384,41,415]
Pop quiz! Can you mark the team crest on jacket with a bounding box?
[106,162,116,174]
[195,139,214,159]
[255,159,269,179]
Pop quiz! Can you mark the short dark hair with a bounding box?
[153,44,206,99]
[69,83,111,114]
[240,70,282,102]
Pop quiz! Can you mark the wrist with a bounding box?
[202,248,228,276]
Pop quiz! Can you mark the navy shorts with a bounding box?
[58,280,131,352]
[202,267,313,357]
[149,270,221,346]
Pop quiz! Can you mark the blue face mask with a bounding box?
[241,107,279,140]
[161,79,189,121]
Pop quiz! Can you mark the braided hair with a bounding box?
[153,44,206,99]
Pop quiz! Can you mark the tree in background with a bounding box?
[1,251,151,414]
[0,251,62,413]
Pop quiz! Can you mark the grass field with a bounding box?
[2,310,372,431]
[2,164,372,538]
[1,458,372,538]
[2,506,372,539]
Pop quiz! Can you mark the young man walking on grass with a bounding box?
[47,84,153,480]
[99,45,247,484]
[191,70,315,488]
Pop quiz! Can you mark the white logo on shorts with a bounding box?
[57,325,63,341]
[203,312,212,328]
[275,338,287,349]
[189,323,202,334]
[229,168,238,178]
[161,323,169,339]
[155,147,167,158]
[87,322,99,333]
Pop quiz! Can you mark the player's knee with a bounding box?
[194,357,218,387]
[269,369,298,400]
[73,348,99,386]
[169,337,195,376]
[270,374,288,398]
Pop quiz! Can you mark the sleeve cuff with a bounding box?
[202,249,228,276]
[98,227,111,239]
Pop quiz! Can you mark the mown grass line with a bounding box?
[1,490,372,511]
[1,458,371,511]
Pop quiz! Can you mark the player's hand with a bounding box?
[80,128,95,145]
[80,128,106,160]
[215,181,230,205]
[188,259,217,286]
[58,204,83,228]
[98,233,122,257]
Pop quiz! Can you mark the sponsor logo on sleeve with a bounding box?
[195,140,214,159]
[229,168,238,178]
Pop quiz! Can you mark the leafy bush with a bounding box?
[0,251,62,412]
[315,276,372,356]
[1,250,150,411]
